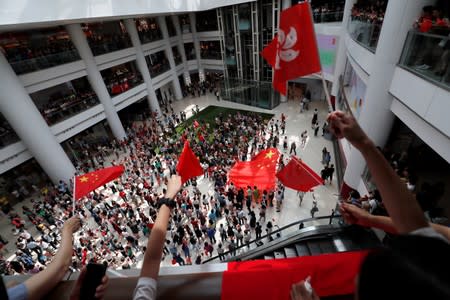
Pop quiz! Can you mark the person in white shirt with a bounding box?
[133,175,182,300]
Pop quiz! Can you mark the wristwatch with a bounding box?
[157,197,176,209]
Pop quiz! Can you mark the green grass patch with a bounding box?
[175,105,274,135]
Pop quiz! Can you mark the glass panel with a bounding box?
[166,16,177,37]
[0,113,19,148]
[135,18,162,44]
[83,21,132,56]
[172,46,182,65]
[200,41,221,60]
[399,30,450,89]
[30,77,100,126]
[219,77,280,109]
[0,27,80,75]
[347,0,388,52]
[145,51,170,77]
[196,10,219,32]
[310,1,346,23]
[179,14,191,34]
[184,42,196,60]
[100,61,143,96]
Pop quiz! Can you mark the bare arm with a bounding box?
[25,216,80,300]
[140,175,181,279]
[340,202,450,241]
[328,111,427,234]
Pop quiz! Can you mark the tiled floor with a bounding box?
[0,93,338,268]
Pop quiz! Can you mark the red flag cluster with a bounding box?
[276,156,323,192]
[228,148,280,191]
[261,3,321,95]
[74,165,125,200]
[176,141,204,184]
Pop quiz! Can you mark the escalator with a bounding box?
[204,216,382,264]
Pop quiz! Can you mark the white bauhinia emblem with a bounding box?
[275,27,300,70]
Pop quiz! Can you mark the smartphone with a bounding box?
[79,263,107,300]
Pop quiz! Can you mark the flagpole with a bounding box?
[320,71,333,111]
[72,175,76,216]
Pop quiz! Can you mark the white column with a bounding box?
[343,0,432,191]
[279,0,291,102]
[331,0,357,97]
[0,53,75,184]
[66,24,127,141]
[123,19,162,112]
[172,15,191,86]
[189,13,205,81]
[157,16,183,101]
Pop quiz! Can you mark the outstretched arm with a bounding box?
[25,216,80,300]
[340,202,450,241]
[328,111,427,234]
[140,175,182,279]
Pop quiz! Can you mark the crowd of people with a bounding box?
[312,2,345,23]
[0,99,305,276]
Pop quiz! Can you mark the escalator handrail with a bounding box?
[202,214,341,263]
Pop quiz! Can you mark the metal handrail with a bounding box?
[202,214,340,263]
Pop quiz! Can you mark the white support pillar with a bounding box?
[331,0,357,97]
[0,53,75,184]
[172,15,191,86]
[342,0,433,193]
[66,24,127,141]
[157,16,183,101]
[279,0,291,102]
[123,19,163,111]
[189,13,205,81]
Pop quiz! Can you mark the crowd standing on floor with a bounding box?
[0,101,333,276]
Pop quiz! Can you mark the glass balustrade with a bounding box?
[347,18,383,52]
[312,11,344,23]
[399,30,450,89]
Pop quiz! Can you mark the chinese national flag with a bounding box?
[176,141,204,184]
[74,165,125,200]
[276,156,323,192]
[228,148,280,191]
[261,3,321,95]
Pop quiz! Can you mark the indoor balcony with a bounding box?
[399,29,450,90]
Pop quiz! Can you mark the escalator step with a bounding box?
[284,247,297,258]
[295,243,311,257]
[274,251,286,259]
[307,241,323,255]
[318,240,336,254]
[264,255,275,260]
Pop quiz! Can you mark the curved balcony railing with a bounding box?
[399,30,450,90]
[312,11,344,23]
[9,49,80,75]
[203,213,340,264]
[347,18,383,53]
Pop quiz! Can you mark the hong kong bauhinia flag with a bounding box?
[74,165,125,200]
[228,148,280,191]
[261,3,321,95]
[176,141,204,184]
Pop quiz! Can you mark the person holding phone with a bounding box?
[133,175,182,300]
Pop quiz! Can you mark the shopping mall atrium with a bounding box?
[0,0,449,299]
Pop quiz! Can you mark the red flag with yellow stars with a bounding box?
[74,165,125,200]
[228,148,280,191]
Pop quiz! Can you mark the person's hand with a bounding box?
[165,175,182,199]
[69,267,109,300]
[291,278,320,300]
[327,111,373,151]
[62,216,81,235]
[339,202,372,227]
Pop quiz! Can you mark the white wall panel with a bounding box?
[345,33,374,76]
[391,98,450,163]
[424,87,450,137]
